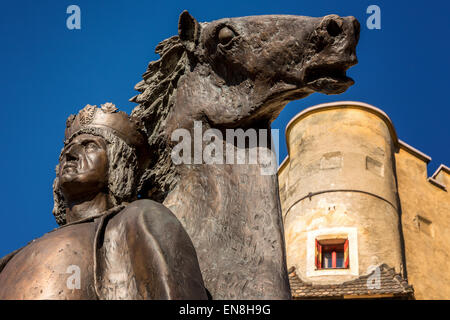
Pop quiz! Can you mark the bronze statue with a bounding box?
[131,11,359,299]
[0,11,359,300]
[0,103,207,299]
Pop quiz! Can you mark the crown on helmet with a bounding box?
[64,103,149,169]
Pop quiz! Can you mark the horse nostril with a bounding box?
[326,19,342,37]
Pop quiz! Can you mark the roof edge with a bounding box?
[285,101,399,149]
[431,164,450,179]
[427,177,447,191]
[278,155,289,174]
[398,139,432,163]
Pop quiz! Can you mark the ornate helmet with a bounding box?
[64,103,149,171]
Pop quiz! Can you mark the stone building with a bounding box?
[278,101,449,299]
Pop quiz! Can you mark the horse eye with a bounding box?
[218,26,235,45]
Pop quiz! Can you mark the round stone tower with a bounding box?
[279,101,403,284]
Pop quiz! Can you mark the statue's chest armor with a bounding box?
[0,222,98,299]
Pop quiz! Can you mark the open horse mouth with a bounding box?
[304,63,355,94]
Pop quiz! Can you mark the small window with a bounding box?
[315,239,349,269]
[416,215,434,237]
[320,151,342,170]
[366,156,384,177]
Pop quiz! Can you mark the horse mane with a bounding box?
[130,35,188,202]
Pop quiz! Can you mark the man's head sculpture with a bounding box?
[53,103,149,225]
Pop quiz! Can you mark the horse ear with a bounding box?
[178,10,200,51]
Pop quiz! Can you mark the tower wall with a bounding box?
[395,148,450,299]
[280,102,403,284]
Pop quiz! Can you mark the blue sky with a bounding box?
[0,0,449,256]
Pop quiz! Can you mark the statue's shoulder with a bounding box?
[115,198,177,221]
[109,199,186,238]
[0,247,23,273]
[124,199,173,215]
[100,199,207,299]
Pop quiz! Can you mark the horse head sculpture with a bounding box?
[131,11,359,299]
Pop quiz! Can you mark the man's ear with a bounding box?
[178,10,200,51]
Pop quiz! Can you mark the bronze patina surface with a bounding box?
[0,104,207,299]
[131,11,359,299]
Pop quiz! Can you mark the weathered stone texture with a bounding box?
[281,102,403,286]
[395,147,450,299]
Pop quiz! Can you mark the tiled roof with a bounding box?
[289,264,414,299]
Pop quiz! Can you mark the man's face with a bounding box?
[58,133,108,202]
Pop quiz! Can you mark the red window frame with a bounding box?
[315,239,349,269]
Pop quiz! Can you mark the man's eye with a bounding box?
[85,142,98,150]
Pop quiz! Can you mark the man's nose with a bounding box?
[65,145,81,161]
